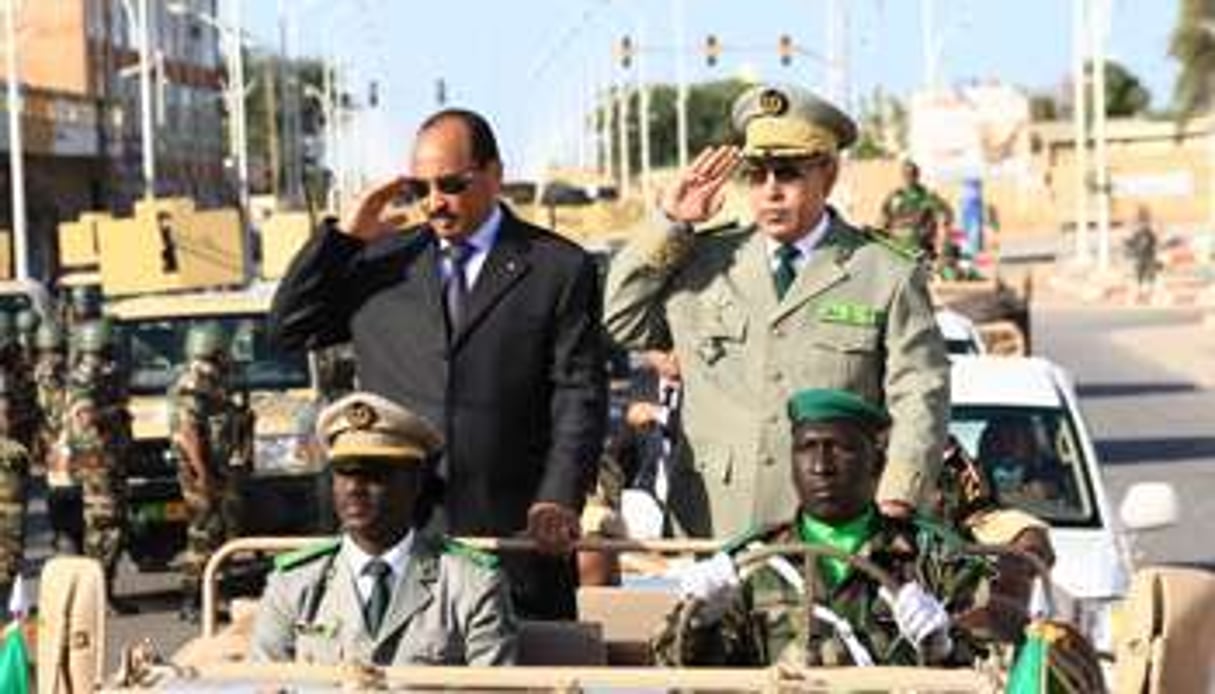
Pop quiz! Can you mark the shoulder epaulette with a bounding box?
[859,226,924,262]
[442,538,499,569]
[274,538,340,571]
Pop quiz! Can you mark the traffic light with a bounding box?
[704,34,721,67]
[778,34,794,66]
[617,35,634,69]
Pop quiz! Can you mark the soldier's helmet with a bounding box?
[35,319,65,351]
[15,308,40,335]
[184,322,230,361]
[74,319,114,354]
[70,285,102,318]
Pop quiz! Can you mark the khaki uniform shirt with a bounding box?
[604,212,949,537]
[249,529,518,666]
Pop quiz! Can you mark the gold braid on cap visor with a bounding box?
[743,118,839,158]
[327,427,430,463]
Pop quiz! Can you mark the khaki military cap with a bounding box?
[316,392,443,464]
[731,83,857,158]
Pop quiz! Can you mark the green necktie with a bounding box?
[773,243,800,299]
[363,559,392,636]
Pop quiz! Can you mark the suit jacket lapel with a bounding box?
[414,233,447,340]
[330,543,374,658]
[731,227,780,318]
[451,211,531,349]
[374,535,440,649]
[770,217,854,326]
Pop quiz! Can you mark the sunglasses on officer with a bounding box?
[739,155,832,186]
[399,169,479,203]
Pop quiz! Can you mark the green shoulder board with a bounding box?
[860,226,925,263]
[442,538,499,569]
[274,538,340,572]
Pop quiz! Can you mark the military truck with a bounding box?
[105,283,332,570]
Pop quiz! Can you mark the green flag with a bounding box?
[0,622,30,694]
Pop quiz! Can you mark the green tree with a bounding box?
[1169,0,1215,118]
[854,88,906,159]
[1098,60,1151,117]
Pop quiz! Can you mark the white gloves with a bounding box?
[676,552,740,623]
[881,583,954,661]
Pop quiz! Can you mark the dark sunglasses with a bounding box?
[739,156,830,186]
[400,170,478,202]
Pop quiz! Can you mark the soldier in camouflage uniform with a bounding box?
[63,318,136,612]
[0,313,39,455]
[654,388,998,668]
[36,320,82,552]
[14,309,39,368]
[0,371,31,607]
[880,160,954,258]
[169,322,254,622]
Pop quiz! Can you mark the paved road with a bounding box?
[1033,292,1215,569]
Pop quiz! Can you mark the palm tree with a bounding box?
[1169,0,1215,118]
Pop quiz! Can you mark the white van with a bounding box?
[948,355,1176,653]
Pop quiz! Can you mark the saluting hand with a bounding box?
[660,145,741,225]
[340,176,417,243]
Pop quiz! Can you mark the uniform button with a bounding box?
[766,413,779,424]
[771,326,785,338]
[761,455,776,467]
[768,371,783,383]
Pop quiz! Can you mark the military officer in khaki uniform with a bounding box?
[604,84,949,537]
[250,392,518,666]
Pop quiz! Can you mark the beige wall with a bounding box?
[0,1,90,95]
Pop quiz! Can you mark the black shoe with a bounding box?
[107,596,140,616]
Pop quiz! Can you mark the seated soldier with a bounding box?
[654,388,999,668]
[249,392,517,666]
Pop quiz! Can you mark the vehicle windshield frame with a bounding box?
[948,403,1102,528]
[116,312,309,395]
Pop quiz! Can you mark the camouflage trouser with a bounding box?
[178,466,243,595]
[0,468,24,586]
[77,452,127,575]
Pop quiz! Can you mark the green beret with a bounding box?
[787,388,890,429]
[731,84,857,159]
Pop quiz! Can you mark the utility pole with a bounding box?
[1072,0,1090,264]
[265,56,280,199]
[5,0,27,279]
[1090,0,1112,272]
[673,0,688,168]
[138,0,155,199]
[616,75,630,198]
[637,19,652,204]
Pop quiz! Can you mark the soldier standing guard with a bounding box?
[35,320,82,552]
[880,160,954,258]
[63,319,136,613]
[0,371,31,612]
[169,322,253,622]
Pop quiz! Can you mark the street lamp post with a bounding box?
[4,0,27,280]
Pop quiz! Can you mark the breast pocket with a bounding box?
[673,291,748,367]
[401,628,460,664]
[808,324,883,390]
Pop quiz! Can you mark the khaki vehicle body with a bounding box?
[30,538,1215,692]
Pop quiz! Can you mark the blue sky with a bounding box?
[237,1,1179,178]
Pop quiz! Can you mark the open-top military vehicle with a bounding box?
[25,531,1215,692]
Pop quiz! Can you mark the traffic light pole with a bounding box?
[4,0,27,280]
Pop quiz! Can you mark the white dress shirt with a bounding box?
[342,531,414,605]
[437,203,503,290]
[764,208,832,273]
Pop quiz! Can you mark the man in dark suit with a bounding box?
[269,109,607,618]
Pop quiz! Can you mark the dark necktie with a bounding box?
[443,242,474,334]
[363,559,392,636]
[773,243,800,299]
